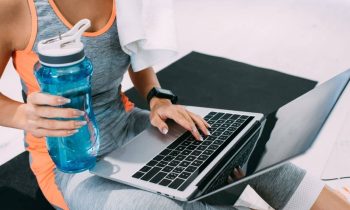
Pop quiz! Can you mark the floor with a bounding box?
[1,0,350,198]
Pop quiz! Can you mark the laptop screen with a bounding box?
[194,69,350,203]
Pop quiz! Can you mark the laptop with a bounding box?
[91,69,350,204]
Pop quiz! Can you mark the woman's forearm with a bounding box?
[0,93,26,130]
[128,66,161,99]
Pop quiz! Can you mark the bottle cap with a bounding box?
[37,19,91,67]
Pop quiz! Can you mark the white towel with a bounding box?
[115,0,178,72]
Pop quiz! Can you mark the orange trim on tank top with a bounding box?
[48,0,116,37]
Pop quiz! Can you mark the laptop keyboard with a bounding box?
[132,111,253,191]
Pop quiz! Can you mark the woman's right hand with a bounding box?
[20,92,87,138]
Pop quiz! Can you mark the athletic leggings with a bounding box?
[54,108,316,210]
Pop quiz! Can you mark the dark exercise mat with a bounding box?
[0,152,54,210]
[125,52,317,115]
[0,52,316,209]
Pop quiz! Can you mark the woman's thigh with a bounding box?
[56,164,304,210]
[58,170,234,210]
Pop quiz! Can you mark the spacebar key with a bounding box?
[141,167,161,181]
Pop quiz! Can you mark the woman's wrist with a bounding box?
[149,97,172,111]
[0,99,27,130]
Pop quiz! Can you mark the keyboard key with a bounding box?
[207,112,217,116]
[179,161,191,167]
[218,135,229,140]
[166,172,179,180]
[181,141,191,146]
[141,167,162,181]
[217,127,226,132]
[146,160,158,167]
[232,123,241,127]
[198,155,209,161]
[197,145,207,151]
[162,156,175,162]
[212,124,220,128]
[191,160,203,167]
[169,178,185,189]
[192,141,202,146]
[140,166,152,173]
[159,179,172,186]
[204,116,211,121]
[185,166,197,172]
[226,120,234,124]
[213,140,224,145]
[212,132,221,136]
[203,149,214,155]
[173,167,185,173]
[240,115,249,119]
[227,126,237,131]
[179,172,191,179]
[206,136,217,141]
[207,120,216,125]
[175,155,186,161]
[216,120,225,124]
[223,131,233,136]
[236,119,245,123]
[169,160,180,167]
[188,136,196,141]
[185,155,196,161]
[156,161,168,168]
[150,172,167,183]
[169,151,180,156]
[209,145,219,150]
[153,155,164,161]
[160,149,172,156]
[229,114,240,120]
[162,166,174,172]
[221,124,230,128]
[175,145,186,151]
[191,150,202,156]
[181,150,191,155]
[221,113,233,119]
[132,172,145,179]
[167,133,191,149]
[202,141,211,146]
[211,113,224,120]
[187,145,197,150]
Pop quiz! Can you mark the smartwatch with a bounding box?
[147,87,178,104]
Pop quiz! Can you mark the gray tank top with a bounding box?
[30,0,132,155]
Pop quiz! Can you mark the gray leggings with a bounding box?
[54,108,305,210]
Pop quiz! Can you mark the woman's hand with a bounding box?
[149,97,210,141]
[19,92,87,138]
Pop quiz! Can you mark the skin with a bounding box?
[0,0,209,140]
[0,0,348,209]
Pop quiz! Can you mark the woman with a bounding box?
[0,0,346,209]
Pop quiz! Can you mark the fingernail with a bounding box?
[207,124,212,128]
[75,121,87,127]
[198,136,204,141]
[207,130,211,136]
[161,128,168,135]
[58,98,71,104]
[68,129,79,135]
[75,110,85,116]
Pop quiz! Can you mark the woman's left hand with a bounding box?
[149,98,210,141]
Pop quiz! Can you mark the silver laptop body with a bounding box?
[90,107,263,201]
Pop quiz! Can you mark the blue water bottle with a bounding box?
[34,19,99,173]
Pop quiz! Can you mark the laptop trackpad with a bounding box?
[94,122,185,177]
